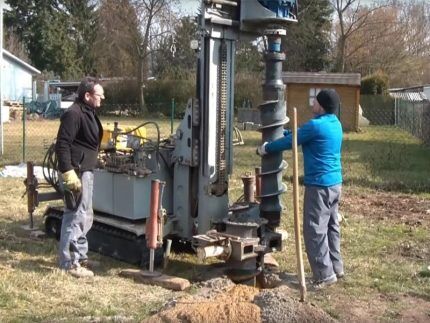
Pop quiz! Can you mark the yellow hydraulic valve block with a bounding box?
[101,123,146,150]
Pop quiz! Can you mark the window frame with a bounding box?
[309,87,321,106]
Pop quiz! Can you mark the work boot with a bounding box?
[79,259,100,270]
[336,271,345,279]
[67,264,94,278]
[311,274,337,290]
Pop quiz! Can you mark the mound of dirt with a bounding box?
[146,284,260,323]
[254,286,335,323]
[145,279,335,323]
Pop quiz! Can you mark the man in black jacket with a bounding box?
[55,77,104,278]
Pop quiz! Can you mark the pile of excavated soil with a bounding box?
[145,278,335,323]
[254,286,336,323]
[146,283,260,323]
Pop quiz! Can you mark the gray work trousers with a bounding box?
[303,184,343,282]
[59,171,94,270]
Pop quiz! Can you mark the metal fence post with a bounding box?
[0,0,3,156]
[394,98,397,126]
[22,97,26,163]
[419,102,424,140]
[170,98,175,134]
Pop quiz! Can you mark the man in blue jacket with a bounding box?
[257,89,344,289]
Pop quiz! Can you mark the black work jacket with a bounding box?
[55,101,103,173]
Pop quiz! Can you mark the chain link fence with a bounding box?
[0,109,62,166]
[361,95,430,145]
[0,100,178,166]
[1,95,429,166]
[395,98,430,145]
[360,95,395,125]
[0,97,59,166]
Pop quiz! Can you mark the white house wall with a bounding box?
[2,57,33,102]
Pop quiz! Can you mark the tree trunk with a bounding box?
[334,35,346,72]
[138,57,148,115]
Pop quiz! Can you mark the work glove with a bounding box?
[256,142,268,156]
[62,169,81,192]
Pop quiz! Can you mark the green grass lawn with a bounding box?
[342,126,430,194]
[0,122,429,321]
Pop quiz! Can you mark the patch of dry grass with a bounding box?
[0,178,173,322]
[0,124,429,321]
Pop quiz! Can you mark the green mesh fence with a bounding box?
[0,101,177,166]
[395,99,430,146]
[360,95,395,125]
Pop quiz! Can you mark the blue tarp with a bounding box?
[24,100,64,119]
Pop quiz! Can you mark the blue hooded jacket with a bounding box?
[265,114,343,187]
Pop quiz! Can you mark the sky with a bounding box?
[178,0,199,15]
[178,0,386,16]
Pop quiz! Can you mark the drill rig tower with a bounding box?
[190,0,297,281]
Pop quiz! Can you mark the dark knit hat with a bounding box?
[316,89,340,114]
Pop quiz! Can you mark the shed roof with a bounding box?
[283,72,361,86]
[390,84,430,92]
[48,81,81,88]
[3,49,41,75]
[389,91,427,102]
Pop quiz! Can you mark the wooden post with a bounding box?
[26,161,35,229]
[292,107,306,301]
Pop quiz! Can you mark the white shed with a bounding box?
[2,49,41,102]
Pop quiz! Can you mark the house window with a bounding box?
[309,88,321,106]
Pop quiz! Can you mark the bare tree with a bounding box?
[389,0,430,86]
[400,1,430,57]
[95,0,178,113]
[130,0,179,113]
[4,28,29,62]
[95,0,140,78]
[331,0,390,72]
[342,0,430,86]
[345,5,402,75]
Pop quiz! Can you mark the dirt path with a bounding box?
[341,190,430,226]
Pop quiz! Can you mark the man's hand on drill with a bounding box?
[256,142,268,156]
[62,170,81,192]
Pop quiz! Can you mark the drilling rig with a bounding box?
[28,0,298,284]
